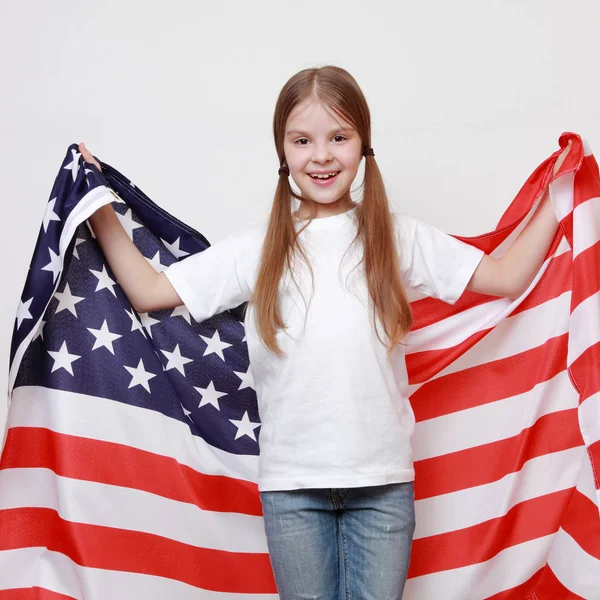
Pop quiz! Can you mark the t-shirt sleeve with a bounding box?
[395,214,485,305]
[163,223,262,323]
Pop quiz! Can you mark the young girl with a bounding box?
[81,66,569,600]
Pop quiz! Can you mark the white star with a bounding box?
[160,344,193,376]
[116,209,144,240]
[42,248,61,283]
[124,358,156,392]
[194,380,228,410]
[180,402,192,420]
[84,167,94,187]
[170,305,192,324]
[72,237,86,259]
[138,312,161,338]
[48,341,81,375]
[233,365,255,390]
[87,319,122,354]
[63,148,81,182]
[42,198,61,232]
[54,283,85,317]
[125,308,146,337]
[161,237,189,258]
[145,251,167,272]
[229,411,261,441]
[90,265,117,297]
[242,332,247,342]
[129,180,137,188]
[16,297,34,330]
[200,330,232,361]
[32,318,46,342]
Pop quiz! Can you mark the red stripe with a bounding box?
[408,489,573,578]
[588,440,600,491]
[569,341,600,404]
[407,327,493,384]
[0,427,262,517]
[0,508,276,594]
[574,154,600,211]
[561,489,600,560]
[410,289,496,332]
[414,409,583,499]
[0,589,76,600]
[571,240,600,312]
[560,211,575,251]
[410,334,568,422]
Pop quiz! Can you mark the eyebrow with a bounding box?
[286,127,352,137]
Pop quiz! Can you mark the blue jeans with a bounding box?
[260,482,415,600]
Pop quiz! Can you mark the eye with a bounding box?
[333,135,347,142]
[295,138,309,146]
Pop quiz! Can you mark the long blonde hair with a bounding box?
[251,65,412,356]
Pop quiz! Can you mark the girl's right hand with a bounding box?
[79,142,102,172]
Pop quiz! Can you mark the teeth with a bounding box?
[310,172,338,179]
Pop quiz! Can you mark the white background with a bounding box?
[1,0,599,433]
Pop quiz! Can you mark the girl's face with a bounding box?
[283,97,363,215]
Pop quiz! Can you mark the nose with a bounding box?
[311,142,332,164]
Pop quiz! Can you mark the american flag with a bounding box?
[0,133,598,599]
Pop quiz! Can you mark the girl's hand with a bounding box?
[553,139,572,176]
[79,142,102,172]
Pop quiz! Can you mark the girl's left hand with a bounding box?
[553,139,572,176]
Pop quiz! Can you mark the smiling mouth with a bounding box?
[308,171,340,180]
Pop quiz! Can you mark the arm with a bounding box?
[81,143,183,313]
[466,141,571,299]
[88,205,183,313]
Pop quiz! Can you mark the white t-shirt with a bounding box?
[164,205,485,492]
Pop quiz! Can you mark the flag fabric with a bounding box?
[0,133,598,599]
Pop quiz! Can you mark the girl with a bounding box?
[81,65,569,600]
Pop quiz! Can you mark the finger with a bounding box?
[78,143,101,171]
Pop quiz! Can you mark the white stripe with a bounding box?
[580,391,600,449]
[575,444,599,507]
[405,238,570,356]
[0,468,268,553]
[568,291,600,366]
[0,548,278,600]
[583,139,593,157]
[550,172,575,223]
[8,386,259,484]
[578,391,600,509]
[547,528,600,599]
[413,370,578,460]
[403,535,553,600]
[573,196,600,258]
[414,447,586,539]
[408,291,571,398]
